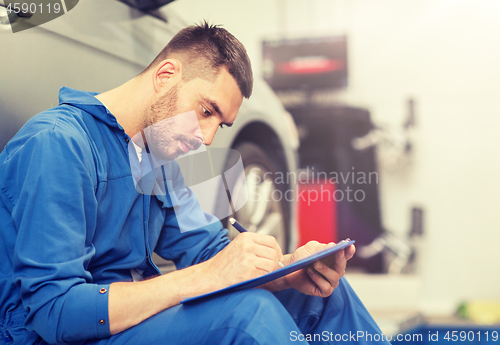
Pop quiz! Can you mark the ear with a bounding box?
[152,59,182,93]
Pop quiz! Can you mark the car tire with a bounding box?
[223,142,291,252]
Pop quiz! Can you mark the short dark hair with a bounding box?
[145,22,253,98]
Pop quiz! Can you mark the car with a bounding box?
[0,0,299,271]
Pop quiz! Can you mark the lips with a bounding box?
[180,141,190,153]
[179,137,203,154]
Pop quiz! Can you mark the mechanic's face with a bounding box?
[143,68,243,162]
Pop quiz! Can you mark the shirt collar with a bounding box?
[58,86,124,131]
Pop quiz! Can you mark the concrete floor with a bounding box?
[345,273,422,335]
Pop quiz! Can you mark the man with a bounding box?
[0,23,387,344]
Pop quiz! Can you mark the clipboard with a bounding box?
[181,239,355,304]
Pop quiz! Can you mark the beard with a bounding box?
[142,84,203,162]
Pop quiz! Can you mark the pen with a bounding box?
[229,217,285,268]
[229,217,247,233]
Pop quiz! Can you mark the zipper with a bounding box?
[143,188,161,276]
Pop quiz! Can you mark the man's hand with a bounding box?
[206,232,284,288]
[264,241,355,298]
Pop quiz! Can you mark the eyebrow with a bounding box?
[203,97,234,127]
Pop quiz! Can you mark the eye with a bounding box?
[202,105,211,117]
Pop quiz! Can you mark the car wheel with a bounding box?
[224,142,290,252]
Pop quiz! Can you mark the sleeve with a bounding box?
[5,126,111,344]
[153,161,231,270]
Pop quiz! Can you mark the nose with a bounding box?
[201,124,218,146]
